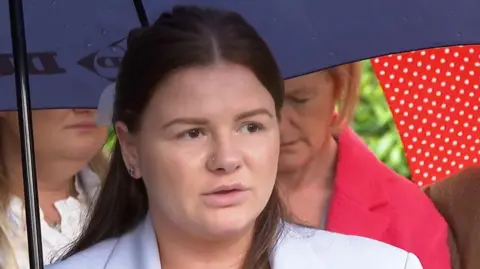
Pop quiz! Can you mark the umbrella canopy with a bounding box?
[142,0,480,79]
[3,0,480,110]
[372,45,480,186]
[0,0,143,111]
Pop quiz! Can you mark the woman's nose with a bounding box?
[206,138,242,174]
[279,107,294,133]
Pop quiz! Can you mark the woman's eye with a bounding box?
[179,128,204,139]
[239,123,263,134]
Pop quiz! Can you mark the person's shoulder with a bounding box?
[382,171,449,239]
[279,224,423,269]
[380,167,439,213]
[425,166,480,203]
[46,238,118,269]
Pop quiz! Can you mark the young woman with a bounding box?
[49,6,422,269]
[0,109,108,269]
[278,65,450,269]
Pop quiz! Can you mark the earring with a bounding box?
[127,166,134,177]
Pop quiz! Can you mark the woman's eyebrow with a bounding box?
[235,108,274,121]
[161,108,273,130]
[161,117,208,130]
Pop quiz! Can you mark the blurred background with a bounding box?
[352,60,410,179]
[104,60,412,179]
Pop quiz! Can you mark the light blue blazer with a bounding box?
[47,215,423,269]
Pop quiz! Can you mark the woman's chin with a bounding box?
[200,213,257,239]
[278,155,308,173]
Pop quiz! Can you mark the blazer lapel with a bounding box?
[270,224,328,269]
[106,215,162,269]
[326,191,391,240]
[104,219,328,269]
[326,128,391,241]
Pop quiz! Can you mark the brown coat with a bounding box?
[423,166,480,269]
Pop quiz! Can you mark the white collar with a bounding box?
[7,166,101,228]
[102,216,327,269]
[6,166,102,268]
[75,166,102,203]
[50,214,421,269]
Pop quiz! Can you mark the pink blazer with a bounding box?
[325,128,451,269]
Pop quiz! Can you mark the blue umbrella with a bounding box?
[1,0,146,111]
[3,1,480,268]
[3,0,480,109]
[141,0,480,79]
[98,0,480,124]
[3,1,147,268]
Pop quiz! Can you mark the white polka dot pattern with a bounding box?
[371,45,480,186]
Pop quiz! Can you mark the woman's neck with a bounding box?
[152,215,254,269]
[1,136,81,203]
[6,161,80,203]
[276,136,338,228]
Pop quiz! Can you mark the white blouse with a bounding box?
[3,167,101,269]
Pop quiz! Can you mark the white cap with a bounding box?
[96,82,116,126]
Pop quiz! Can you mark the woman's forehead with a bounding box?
[157,63,263,94]
[142,64,275,121]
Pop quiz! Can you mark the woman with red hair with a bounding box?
[277,63,450,269]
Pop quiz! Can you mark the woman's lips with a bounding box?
[65,121,97,130]
[201,188,250,208]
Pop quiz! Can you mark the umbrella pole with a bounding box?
[8,0,44,268]
[133,0,150,27]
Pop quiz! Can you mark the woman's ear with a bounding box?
[115,121,142,179]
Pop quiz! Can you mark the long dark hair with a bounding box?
[62,6,284,269]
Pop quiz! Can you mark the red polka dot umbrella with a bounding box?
[371,46,480,186]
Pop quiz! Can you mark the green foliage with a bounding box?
[105,127,116,151]
[351,61,411,178]
[104,60,412,178]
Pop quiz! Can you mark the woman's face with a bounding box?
[279,71,337,172]
[118,62,280,239]
[0,109,108,162]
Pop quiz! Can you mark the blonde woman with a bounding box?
[0,109,108,269]
[278,64,450,269]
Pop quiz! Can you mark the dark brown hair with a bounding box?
[61,5,284,269]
